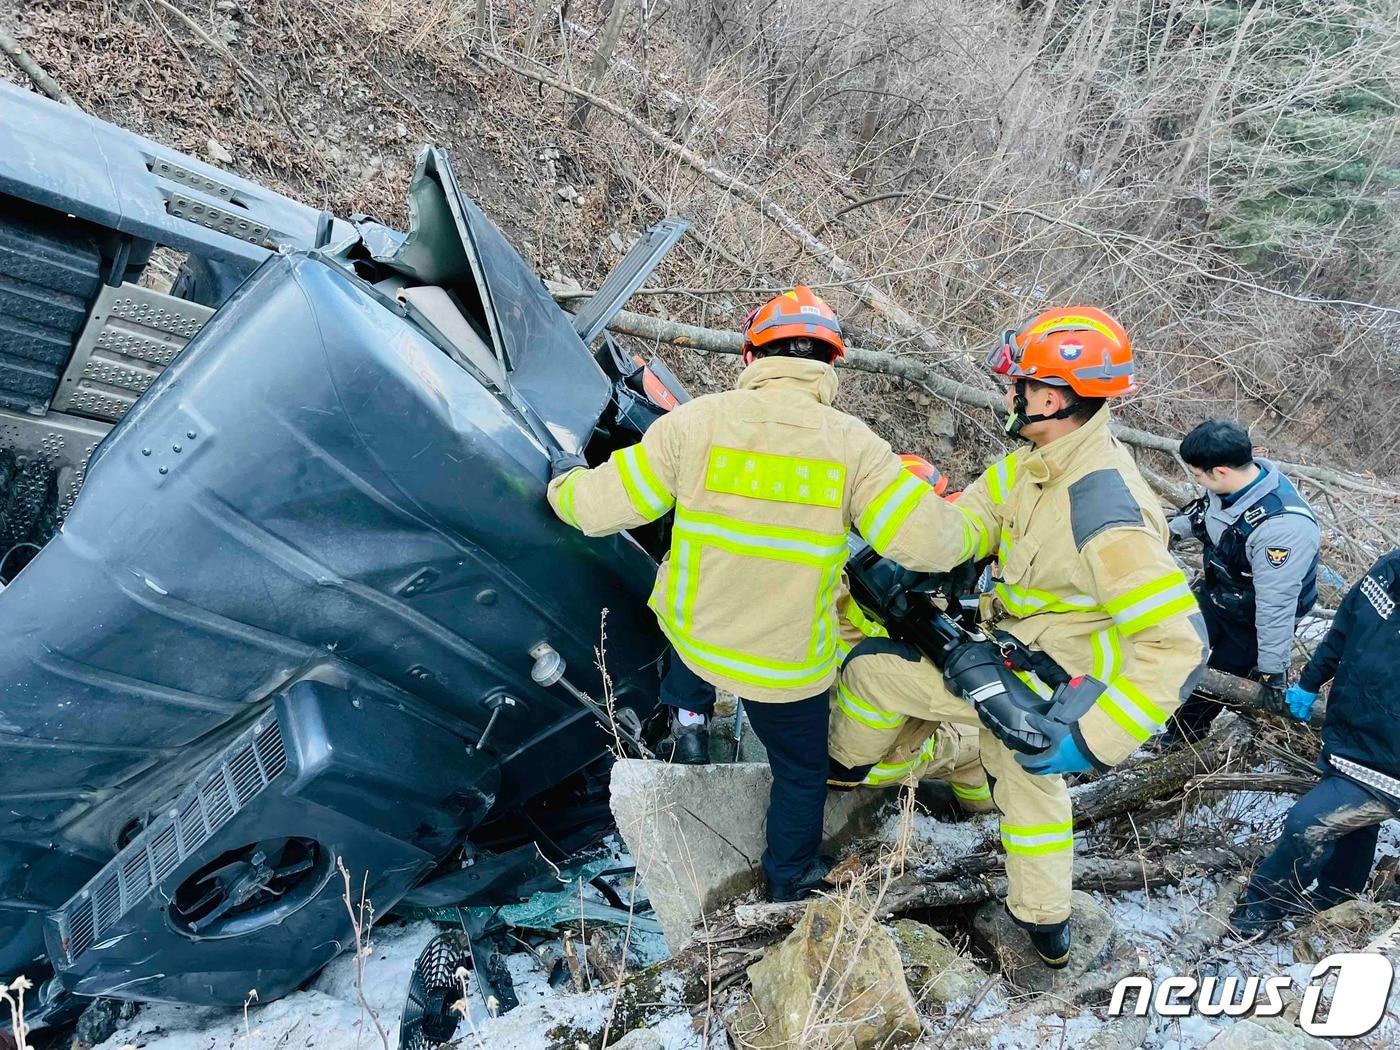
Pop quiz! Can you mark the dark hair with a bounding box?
[1024,379,1105,422]
[748,336,835,363]
[1180,419,1254,471]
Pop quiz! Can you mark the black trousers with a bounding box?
[659,651,830,887]
[1243,774,1397,920]
[1170,584,1258,742]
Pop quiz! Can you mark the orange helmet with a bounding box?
[899,453,948,497]
[742,286,845,361]
[984,307,1134,399]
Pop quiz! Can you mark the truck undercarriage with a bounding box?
[0,80,687,1024]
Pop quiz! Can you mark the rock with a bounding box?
[746,897,921,1049]
[889,918,986,1005]
[972,891,1116,994]
[1292,898,1399,962]
[1203,1015,1334,1049]
[205,137,233,165]
[705,703,768,763]
[609,758,887,952]
[1080,1014,1153,1050]
[607,1026,664,1050]
[725,995,782,1050]
[557,185,578,202]
[72,996,137,1048]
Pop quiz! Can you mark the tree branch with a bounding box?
[0,24,77,107]
[547,285,1400,498]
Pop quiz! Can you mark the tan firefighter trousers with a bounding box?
[835,646,1073,925]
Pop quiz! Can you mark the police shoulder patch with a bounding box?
[1265,546,1291,568]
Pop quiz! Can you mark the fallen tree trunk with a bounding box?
[1195,667,1326,728]
[1067,710,1255,822]
[1189,771,1318,795]
[731,846,1250,930]
[0,25,77,106]
[546,286,1399,499]
[705,716,1255,940]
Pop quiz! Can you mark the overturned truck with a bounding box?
[0,82,691,1020]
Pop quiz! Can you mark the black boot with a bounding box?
[766,856,834,903]
[1011,912,1072,968]
[667,718,710,765]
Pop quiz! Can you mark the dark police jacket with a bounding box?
[1300,549,1400,778]
[1171,460,1319,674]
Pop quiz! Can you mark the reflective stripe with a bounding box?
[1097,675,1168,742]
[995,581,1099,618]
[863,760,917,785]
[812,561,844,662]
[1025,313,1121,344]
[956,505,992,562]
[863,733,941,785]
[556,469,584,529]
[987,453,1019,505]
[998,527,1013,561]
[1013,669,1054,700]
[1001,819,1074,856]
[837,681,905,730]
[952,781,992,801]
[1090,627,1122,683]
[673,507,848,568]
[846,601,889,640]
[660,618,839,688]
[858,472,931,551]
[654,506,849,691]
[1103,571,1196,635]
[616,444,673,521]
[705,446,845,508]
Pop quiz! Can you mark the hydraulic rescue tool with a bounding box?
[844,538,1103,757]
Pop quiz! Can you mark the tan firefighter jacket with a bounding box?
[871,406,1208,768]
[546,356,958,703]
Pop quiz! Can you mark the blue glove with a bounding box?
[1016,732,1093,776]
[1286,684,1318,721]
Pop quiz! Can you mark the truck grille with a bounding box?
[58,714,288,962]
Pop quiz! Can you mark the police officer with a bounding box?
[545,287,956,902]
[1168,420,1320,741]
[1235,549,1400,935]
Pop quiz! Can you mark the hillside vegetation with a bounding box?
[4,0,1399,549]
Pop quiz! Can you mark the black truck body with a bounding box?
[0,82,677,1014]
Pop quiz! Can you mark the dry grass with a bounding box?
[338,859,391,1050]
[0,976,33,1050]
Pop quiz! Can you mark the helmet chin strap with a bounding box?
[1003,379,1078,436]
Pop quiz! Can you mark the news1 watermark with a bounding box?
[1108,953,1395,1038]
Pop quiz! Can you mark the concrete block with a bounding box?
[609,759,887,953]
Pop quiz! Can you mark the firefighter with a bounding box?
[829,307,1209,967]
[830,502,995,815]
[828,599,996,812]
[545,286,960,902]
[1234,549,1400,936]
[1166,420,1320,742]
